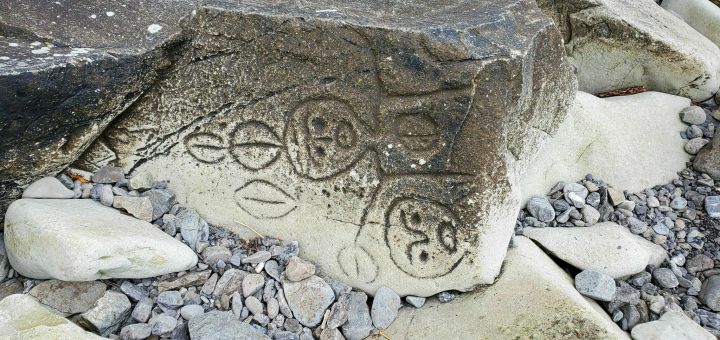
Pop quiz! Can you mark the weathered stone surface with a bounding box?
[522,91,690,201]
[538,0,720,101]
[0,0,194,220]
[384,237,628,339]
[112,196,153,221]
[21,177,74,199]
[283,275,335,327]
[28,280,107,316]
[4,199,197,280]
[631,311,715,340]
[662,0,720,50]
[694,130,720,180]
[78,290,132,336]
[0,294,104,339]
[189,310,270,340]
[523,222,666,278]
[79,0,576,296]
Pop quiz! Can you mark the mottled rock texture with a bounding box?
[2,0,575,296]
[73,0,576,296]
[0,0,194,221]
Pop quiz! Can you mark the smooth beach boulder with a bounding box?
[3,199,197,280]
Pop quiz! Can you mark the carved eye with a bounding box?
[437,220,457,253]
[234,180,297,219]
[185,133,226,163]
[230,121,283,170]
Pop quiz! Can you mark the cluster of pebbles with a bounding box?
[516,102,720,335]
[1,166,444,340]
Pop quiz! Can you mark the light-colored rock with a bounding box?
[242,273,265,297]
[283,275,335,327]
[189,310,270,340]
[384,237,628,339]
[341,292,374,340]
[631,310,714,340]
[21,177,75,199]
[4,199,197,280]
[539,0,720,101]
[120,323,152,340]
[112,196,153,222]
[522,92,690,202]
[523,222,666,278]
[128,172,154,191]
[700,275,720,311]
[285,256,316,282]
[0,294,104,339]
[405,296,426,308]
[28,280,106,316]
[78,290,132,336]
[79,0,577,296]
[575,270,616,302]
[662,0,720,49]
[371,286,401,329]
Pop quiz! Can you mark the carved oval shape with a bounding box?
[234,180,296,219]
[337,245,378,284]
[230,121,282,170]
[185,133,226,163]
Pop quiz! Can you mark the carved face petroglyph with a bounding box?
[285,99,370,180]
[385,197,466,278]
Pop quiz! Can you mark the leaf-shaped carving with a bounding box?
[337,245,378,284]
[230,121,282,170]
[234,180,296,219]
[185,133,226,163]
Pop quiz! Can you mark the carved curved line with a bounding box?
[230,120,284,171]
[184,132,227,164]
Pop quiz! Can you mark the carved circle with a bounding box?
[185,132,226,163]
[384,197,466,278]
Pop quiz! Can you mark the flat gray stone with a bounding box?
[405,296,426,308]
[29,280,107,315]
[78,290,132,336]
[175,208,209,251]
[680,106,707,125]
[371,286,401,329]
[694,132,720,180]
[112,196,153,222]
[21,177,75,199]
[341,292,374,340]
[189,310,270,340]
[631,311,714,340]
[245,296,264,315]
[131,297,153,323]
[700,275,720,311]
[157,290,183,310]
[120,323,152,340]
[243,273,266,297]
[523,222,666,278]
[78,0,576,296]
[141,189,176,221]
[526,196,555,223]
[285,256,316,282]
[93,166,125,184]
[283,275,335,327]
[0,294,103,339]
[706,196,720,218]
[574,270,616,302]
[652,268,679,289]
[150,313,177,336]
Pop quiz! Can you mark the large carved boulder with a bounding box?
[76,0,576,296]
[72,0,576,296]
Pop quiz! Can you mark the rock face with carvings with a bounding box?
[76,0,576,295]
